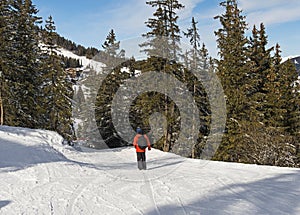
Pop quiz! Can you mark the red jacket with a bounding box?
[133,134,151,152]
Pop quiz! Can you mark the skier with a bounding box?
[133,127,151,170]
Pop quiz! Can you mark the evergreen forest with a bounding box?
[0,0,299,167]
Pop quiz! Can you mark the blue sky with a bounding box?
[32,0,300,59]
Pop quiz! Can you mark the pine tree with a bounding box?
[140,0,184,60]
[101,29,125,68]
[0,0,12,125]
[213,0,250,162]
[85,30,127,147]
[7,0,42,128]
[140,2,168,57]
[183,17,201,68]
[183,17,212,158]
[247,23,274,122]
[262,44,285,128]
[163,0,184,59]
[40,15,74,140]
[102,29,120,58]
[280,58,300,136]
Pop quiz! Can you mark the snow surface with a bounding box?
[0,126,299,215]
[282,55,300,63]
[56,48,105,71]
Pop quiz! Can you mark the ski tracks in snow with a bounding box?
[142,172,162,215]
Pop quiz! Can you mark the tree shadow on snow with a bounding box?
[0,200,11,209]
[0,138,71,172]
[145,171,300,215]
[147,158,185,170]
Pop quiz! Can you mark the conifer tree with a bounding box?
[183,17,212,158]
[183,17,201,67]
[247,23,274,122]
[140,0,184,60]
[280,58,300,136]
[213,0,250,161]
[102,29,120,59]
[7,0,42,128]
[40,15,74,140]
[163,0,184,59]
[139,0,185,153]
[87,30,127,147]
[101,29,125,67]
[262,44,284,128]
[0,0,11,125]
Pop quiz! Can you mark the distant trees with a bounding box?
[53,33,99,59]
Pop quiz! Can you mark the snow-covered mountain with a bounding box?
[282,55,299,63]
[0,126,299,214]
[291,56,300,73]
[283,55,300,75]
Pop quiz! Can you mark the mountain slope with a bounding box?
[0,126,299,214]
[291,56,300,73]
[283,55,300,75]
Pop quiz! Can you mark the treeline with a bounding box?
[38,26,99,59]
[60,56,81,68]
[53,33,99,59]
[76,0,299,167]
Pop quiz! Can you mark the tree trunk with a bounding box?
[163,97,170,152]
[0,96,3,125]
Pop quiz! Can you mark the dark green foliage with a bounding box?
[213,0,299,166]
[48,31,99,59]
[60,56,82,68]
[93,54,211,157]
[3,0,42,128]
[213,0,249,161]
[0,1,75,140]
[0,0,298,166]
[77,29,127,148]
[182,17,212,158]
[39,15,74,140]
[0,0,12,125]
[140,0,184,60]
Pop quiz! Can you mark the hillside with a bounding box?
[0,126,299,214]
[291,56,300,74]
[283,55,300,75]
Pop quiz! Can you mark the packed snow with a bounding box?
[0,126,299,214]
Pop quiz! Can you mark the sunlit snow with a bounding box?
[0,126,299,214]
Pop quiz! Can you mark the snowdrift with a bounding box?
[0,126,299,214]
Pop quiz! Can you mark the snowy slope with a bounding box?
[282,55,300,63]
[56,47,105,71]
[39,43,105,71]
[0,126,299,215]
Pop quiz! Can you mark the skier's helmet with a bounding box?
[136,127,142,134]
